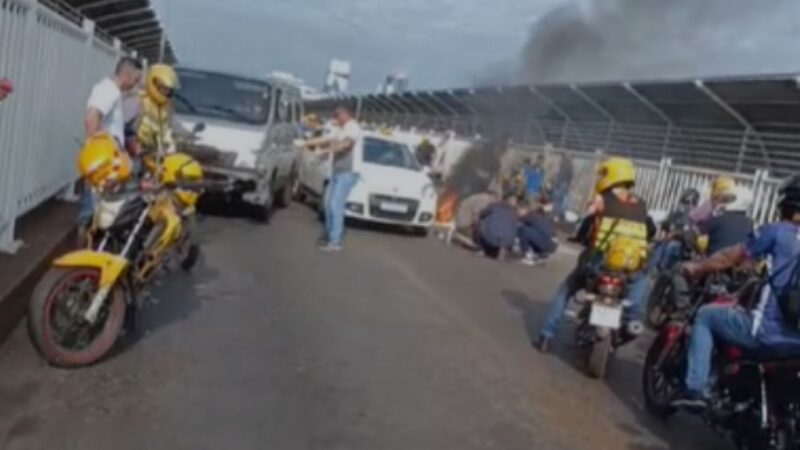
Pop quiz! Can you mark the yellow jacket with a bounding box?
[136,91,175,156]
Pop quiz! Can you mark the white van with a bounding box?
[173,67,302,220]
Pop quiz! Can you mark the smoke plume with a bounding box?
[518,0,800,84]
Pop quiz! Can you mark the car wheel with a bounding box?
[291,175,306,203]
[274,173,292,209]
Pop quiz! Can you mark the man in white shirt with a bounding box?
[84,57,141,145]
[305,106,362,251]
[79,57,142,227]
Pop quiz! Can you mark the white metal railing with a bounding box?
[0,0,121,253]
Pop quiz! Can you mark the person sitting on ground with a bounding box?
[452,191,497,249]
[518,197,558,266]
[474,193,519,259]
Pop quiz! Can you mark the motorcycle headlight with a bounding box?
[95,198,127,230]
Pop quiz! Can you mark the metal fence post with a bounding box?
[653,157,672,211]
[735,129,749,174]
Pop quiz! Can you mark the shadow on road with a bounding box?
[502,288,727,450]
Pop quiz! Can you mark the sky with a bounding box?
[150,0,564,92]
[152,0,800,92]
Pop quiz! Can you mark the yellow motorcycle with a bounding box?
[27,134,206,367]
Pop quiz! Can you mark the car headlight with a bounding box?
[422,183,436,198]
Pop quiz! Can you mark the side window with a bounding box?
[275,89,290,123]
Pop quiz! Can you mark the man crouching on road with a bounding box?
[305,106,362,252]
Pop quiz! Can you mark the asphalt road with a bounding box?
[0,205,730,450]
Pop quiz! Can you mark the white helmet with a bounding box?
[723,185,754,213]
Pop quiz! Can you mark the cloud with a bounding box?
[152,0,561,90]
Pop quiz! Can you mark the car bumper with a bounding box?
[344,187,436,227]
[200,165,270,206]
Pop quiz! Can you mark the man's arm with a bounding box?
[84,108,103,137]
[684,244,747,278]
[305,135,334,148]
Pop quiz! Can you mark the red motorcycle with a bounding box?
[642,280,800,449]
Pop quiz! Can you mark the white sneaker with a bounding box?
[520,255,536,266]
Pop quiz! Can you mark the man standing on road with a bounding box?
[306,106,362,252]
[79,57,142,228]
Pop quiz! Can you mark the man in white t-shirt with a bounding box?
[84,57,141,145]
[79,57,142,227]
[305,106,362,251]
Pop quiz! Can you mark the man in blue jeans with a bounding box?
[306,106,362,252]
[674,176,800,409]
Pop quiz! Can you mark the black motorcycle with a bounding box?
[642,280,800,449]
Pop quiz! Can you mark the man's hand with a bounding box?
[681,261,700,279]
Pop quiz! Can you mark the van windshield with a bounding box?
[174,69,271,125]
[362,137,420,171]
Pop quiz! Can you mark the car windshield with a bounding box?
[362,137,420,171]
[174,69,271,125]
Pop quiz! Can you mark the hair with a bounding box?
[115,57,142,74]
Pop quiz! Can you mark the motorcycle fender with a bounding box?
[52,250,129,290]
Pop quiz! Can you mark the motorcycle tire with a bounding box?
[642,333,678,418]
[646,276,671,329]
[586,333,612,379]
[28,267,125,368]
[180,243,201,272]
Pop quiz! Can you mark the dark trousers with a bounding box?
[518,226,555,256]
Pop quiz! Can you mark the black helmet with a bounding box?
[778,175,800,217]
[679,188,700,208]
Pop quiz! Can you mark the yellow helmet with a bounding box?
[604,237,645,272]
[77,133,132,189]
[711,175,736,201]
[595,157,635,193]
[161,153,203,207]
[145,64,179,106]
[695,235,709,255]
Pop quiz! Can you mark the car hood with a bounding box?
[358,164,430,195]
[177,116,266,168]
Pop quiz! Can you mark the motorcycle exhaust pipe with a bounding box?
[626,320,645,337]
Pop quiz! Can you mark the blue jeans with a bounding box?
[539,257,650,339]
[647,240,682,272]
[78,187,94,226]
[518,226,555,256]
[685,305,759,393]
[323,171,359,246]
[552,182,570,219]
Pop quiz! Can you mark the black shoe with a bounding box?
[671,390,708,411]
[535,335,552,353]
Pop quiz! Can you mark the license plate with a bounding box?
[380,202,408,213]
[589,304,622,329]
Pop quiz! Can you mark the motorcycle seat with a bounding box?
[726,345,800,364]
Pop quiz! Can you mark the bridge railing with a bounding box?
[0,0,121,253]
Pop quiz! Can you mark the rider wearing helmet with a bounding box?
[134,64,180,162]
[690,175,737,227]
[676,176,800,409]
[537,157,653,352]
[697,185,754,257]
[649,188,702,272]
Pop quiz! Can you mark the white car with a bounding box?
[296,132,437,233]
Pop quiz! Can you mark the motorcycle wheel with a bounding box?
[646,276,671,329]
[180,242,200,272]
[586,332,612,379]
[27,267,125,368]
[642,333,678,418]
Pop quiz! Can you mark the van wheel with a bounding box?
[275,172,294,209]
[292,176,306,204]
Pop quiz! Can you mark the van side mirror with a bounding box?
[192,122,206,134]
